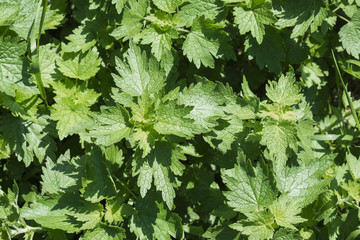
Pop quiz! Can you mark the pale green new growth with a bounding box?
[266,70,302,106]
[50,81,100,140]
[88,105,132,146]
[113,43,166,97]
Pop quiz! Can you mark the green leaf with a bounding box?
[46,230,67,240]
[0,115,56,166]
[41,150,83,194]
[273,229,302,239]
[233,1,277,44]
[0,36,37,97]
[341,180,360,204]
[0,0,20,26]
[269,195,307,229]
[80,146,118,202]
[347,152,360,181]
[203,225,241,240]
[0,183,19,222]
[265,70,302,106]
[182,16,235,68]
[50,80,100,140]
[244,27,285,73]
[179,0,223,26]
[130,191,183,240]
[222,162,277,213]
[112,0,127,14]
[87,105,132,146]
[81,224,126,240]
[39,43,61,87]
[112,42,166,97]
[110,0,148,41]
[339,9,360,59]
[178,81,227,131]
[231,211,275,240]
[154,100,198,138]
[274,0,327,38]
[133,142,186,209]
[299,61,326,87]
[63,25,97,53]
[275,155,333,206]
[260,120,298,173]
[10,0,65,39]
[105,193,136,224]
[0,90,42,120]
[141,26,178,62]
[56,48,101,80]
[21,193,103,233]
[152,0,183,13]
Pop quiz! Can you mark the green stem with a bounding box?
[335,13,350,23]
[331,49,360,132]
[311,133,360,141]
[332,6,340,13]
[30,0,48,107]
[119,180,138,200]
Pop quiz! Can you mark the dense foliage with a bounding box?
[1,0,360,239]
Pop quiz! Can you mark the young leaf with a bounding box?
[86,105,132,146]
[112,42,166,97]
[265,70,302,106]
[63,25,97,53]
[153,100,198,138]
[179,0,223,26]
[346,152,360,181]
[232,211,275,240]
[50,81,100,140]
[141,26,178,62]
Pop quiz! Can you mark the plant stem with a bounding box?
[335,13,350,23]
[331,49,360,132]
